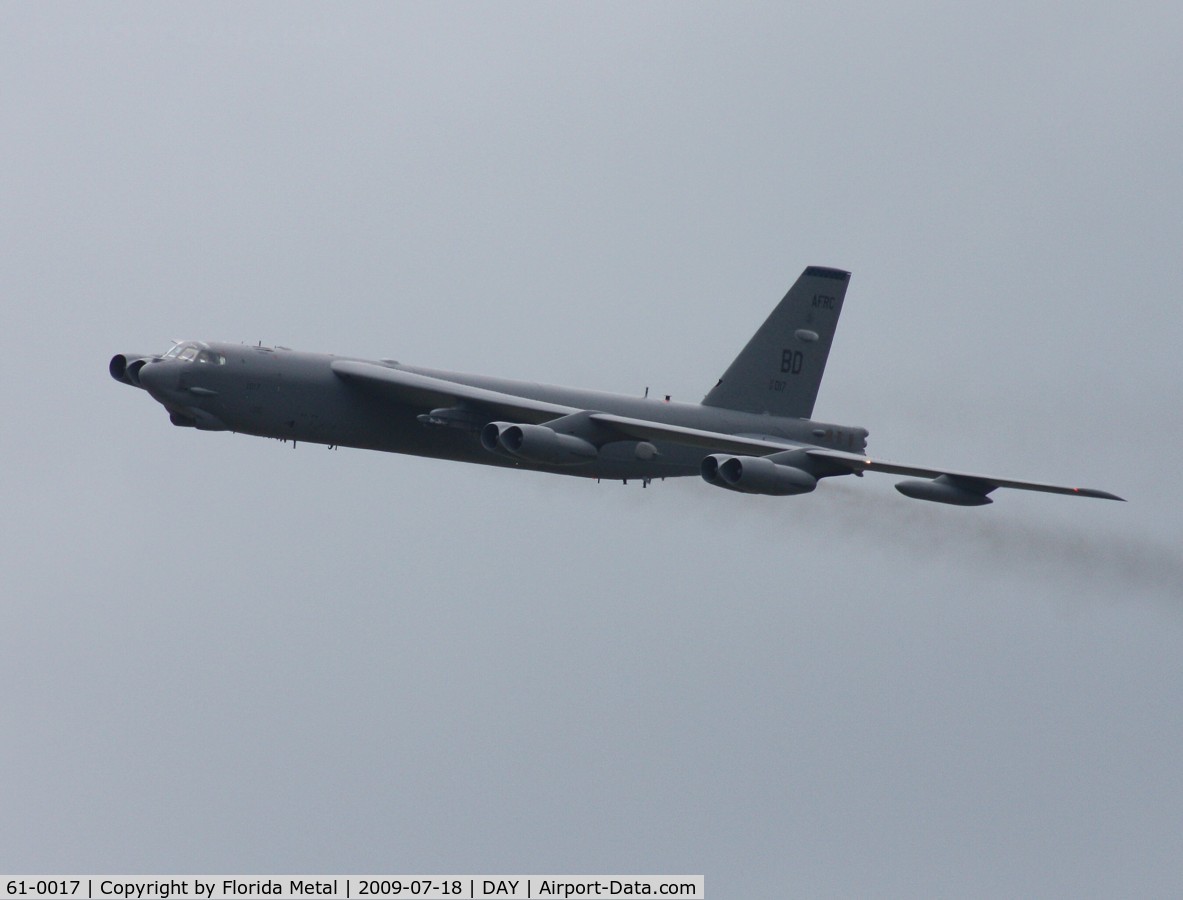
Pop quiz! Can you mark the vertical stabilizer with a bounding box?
[702,266,850,419]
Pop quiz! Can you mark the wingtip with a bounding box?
[1075,488,1126,502]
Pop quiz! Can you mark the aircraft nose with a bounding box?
[136,359,176,395]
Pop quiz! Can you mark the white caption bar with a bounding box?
[0,877,704,900]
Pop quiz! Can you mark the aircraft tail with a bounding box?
[702,266,850,419]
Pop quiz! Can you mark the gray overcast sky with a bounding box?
[3,2,1182,894]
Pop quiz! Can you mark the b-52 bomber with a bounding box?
[111,267,1122,506]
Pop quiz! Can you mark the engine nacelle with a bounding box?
[109,353,155,387]
[481,422,597,466]
[701,455,818,496]
[700,454,729,487]
[895,476,993,506]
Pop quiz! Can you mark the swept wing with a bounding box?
[331,359,577,422]
[591,414,1122,500]
[804,447,1124,501]
[330,360,1122,502]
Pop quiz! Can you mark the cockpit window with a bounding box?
[160,341,222,364]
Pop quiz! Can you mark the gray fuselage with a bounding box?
[125,341,868,482]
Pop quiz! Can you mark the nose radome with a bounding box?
[136,360,174,394]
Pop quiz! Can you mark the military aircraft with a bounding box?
[110,266,1122,506]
